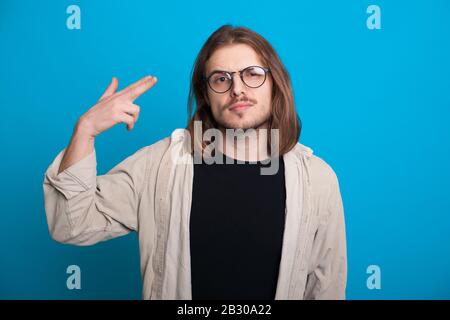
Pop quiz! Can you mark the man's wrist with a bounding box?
[74,117,95,141]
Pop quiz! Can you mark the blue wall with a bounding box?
[1,0,449,299]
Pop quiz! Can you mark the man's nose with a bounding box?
[230,73,246,97]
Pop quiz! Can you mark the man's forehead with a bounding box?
[205,44,263,74]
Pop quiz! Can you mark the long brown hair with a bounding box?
[186,24,301,155]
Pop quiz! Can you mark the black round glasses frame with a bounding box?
[204,65,271,94]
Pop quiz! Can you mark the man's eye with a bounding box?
[245,69,262,77]
[214,75,229,83]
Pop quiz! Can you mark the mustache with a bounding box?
[226,98,256,109]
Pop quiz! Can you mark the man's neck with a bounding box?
[217,126,270,162]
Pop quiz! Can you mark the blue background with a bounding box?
[1,0,449,299]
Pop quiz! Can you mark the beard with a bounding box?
[215,109,271,131]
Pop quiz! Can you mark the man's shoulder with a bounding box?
[138,128,188,160]
[292,142,340,188]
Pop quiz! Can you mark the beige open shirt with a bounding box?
[43,128,347,299]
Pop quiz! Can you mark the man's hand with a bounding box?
[77,75,158,138]
[57,75,157,175]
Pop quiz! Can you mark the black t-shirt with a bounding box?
[189,151,286,300]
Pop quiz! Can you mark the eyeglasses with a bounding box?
[204,65,271,94]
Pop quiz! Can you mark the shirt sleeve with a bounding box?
[43,146,149,246]
[303,172,348,300]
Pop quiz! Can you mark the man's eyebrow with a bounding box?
[206,68,229,75]
[206,65,258,77]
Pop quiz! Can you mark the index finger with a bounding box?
[118,76,157,101]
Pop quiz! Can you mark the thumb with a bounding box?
[99,77,119,101]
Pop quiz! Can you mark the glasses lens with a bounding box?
[209,72,232,92]
[242,66,266,88]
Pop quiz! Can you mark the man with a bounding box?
[43,25,347,300]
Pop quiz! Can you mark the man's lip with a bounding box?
[229,103,252,111]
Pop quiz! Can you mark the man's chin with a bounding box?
[217,119,270,131]
[220,125,259,131]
